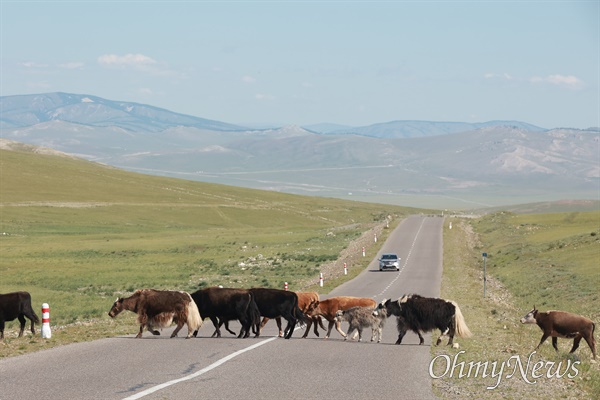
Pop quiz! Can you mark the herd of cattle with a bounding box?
[1,288,595,359]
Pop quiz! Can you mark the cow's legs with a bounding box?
[171,321,185,338]
[552,336,560,352]
[223,320,236,336]
[17,315,26,337]
[447,325,456,346]
[345,326,355,341]
[259,317,269,334]
[582,334,597,359]
[395,328,407,345]
[283,318,296,339]
[356,327,363,342]
[136,324,145,338]
[335,319,348,338]
[210,316,222,338]
[569,335,582,354]
[315,316,326,336]
[0,320,5,339]
[276,317,284,337]
[302,318,313,338]
[29,315,36,335]
[534,333,550,351]
[324,320,335,339]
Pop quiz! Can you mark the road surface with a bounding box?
[0,215,444,400]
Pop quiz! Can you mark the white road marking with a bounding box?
[124,219,427,399]
[122,336,278,399]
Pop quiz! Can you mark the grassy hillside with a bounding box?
[436,211,599,399]
[0,147,423,330]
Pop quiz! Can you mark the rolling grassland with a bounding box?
[436,212,599,399]
[0,147,421,356]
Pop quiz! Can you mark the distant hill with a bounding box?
[1,92,597,209]
[328,120,546,138]
[0,92,247,132]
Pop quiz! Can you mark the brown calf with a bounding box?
[520,306,596,359]
[308,296,376,339]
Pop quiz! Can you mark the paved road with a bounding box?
[0,215,444,400]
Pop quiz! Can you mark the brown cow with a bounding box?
[259,291,325,338]
[108,289,202,339]
[308,296,377,339]
[520,306,596,359]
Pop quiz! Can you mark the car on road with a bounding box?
[378,253,401,271]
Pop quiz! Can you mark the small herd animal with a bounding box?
[0,290,596,360]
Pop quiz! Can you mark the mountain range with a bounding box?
[1,92,598,209]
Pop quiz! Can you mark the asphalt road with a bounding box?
[0,215,444,400]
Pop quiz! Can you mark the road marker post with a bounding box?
[41,303,51,339]
[319,273,323,287]
[343,262,347,275]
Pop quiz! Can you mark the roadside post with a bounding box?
[284,282,288,291]
[41,303,51,339]
[319,273,323,287]
[482,253,487,298]
[343,262,347,275]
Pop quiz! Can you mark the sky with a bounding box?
[1,1,599,129]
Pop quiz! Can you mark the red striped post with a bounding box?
[344,262,347,275]
[284,282,288,291]
[41,303,51,339]
[319,273,323,287]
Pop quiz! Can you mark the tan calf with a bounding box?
[521,306,596,359]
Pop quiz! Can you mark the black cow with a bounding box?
[249,288,309,339]
[377,294,472,346]
[0,291,40,339]
[190,287,260,338]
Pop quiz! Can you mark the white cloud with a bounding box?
[58,62,84,69]
[255,93,275,101]
[21,61,48,68]
[242,75,256,83]
[97,53,184,79]
[97,53,157,67]
[484,72,512,80]
[530,74,584,89]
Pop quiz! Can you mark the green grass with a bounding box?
[474,211,600,319]
[435,212,599,399]
[0,147,426,352]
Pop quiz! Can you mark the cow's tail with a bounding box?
[21,293,40,324]
[451,301,472,338]
[294,305,310,327]
[25,303,40,324]
[185,293,203,333]
[247,293,261,334]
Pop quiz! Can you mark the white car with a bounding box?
[378,253,401,271]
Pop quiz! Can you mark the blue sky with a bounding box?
[1,1,598,129]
